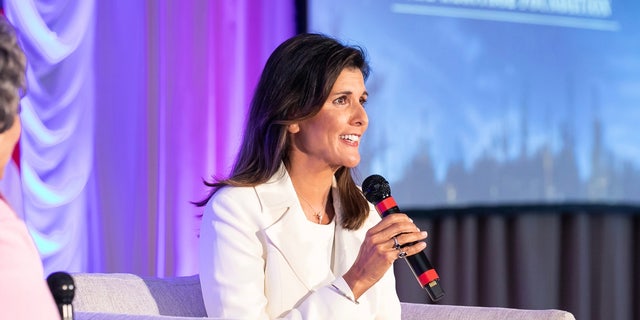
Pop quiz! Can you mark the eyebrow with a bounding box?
[333,90,369,97]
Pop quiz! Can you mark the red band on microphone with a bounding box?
[375,197,398,215]
[417,269,440,286]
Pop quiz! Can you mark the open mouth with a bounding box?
[339,134,360,142]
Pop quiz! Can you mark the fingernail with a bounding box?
[421,231,428,237]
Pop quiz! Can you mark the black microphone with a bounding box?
[47,271,75,320]
[362,174,445,302]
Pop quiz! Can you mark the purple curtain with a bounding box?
[8,0,295,277]
[92,0,295,276]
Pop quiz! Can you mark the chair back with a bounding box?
[72,273,207,317]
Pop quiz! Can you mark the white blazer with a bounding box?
[199,165,401,320]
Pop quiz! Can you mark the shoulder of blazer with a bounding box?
[253,165,298,219]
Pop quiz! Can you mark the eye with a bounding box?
[333,96,348,105]
[359,97,367,107]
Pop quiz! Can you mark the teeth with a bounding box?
[340,134,359,142]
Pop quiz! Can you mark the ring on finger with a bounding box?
[392,236,401,250]
[398,250,407,259]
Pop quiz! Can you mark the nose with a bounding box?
[353,103,368,128]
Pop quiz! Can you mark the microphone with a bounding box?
[362,174,445,302]
[47,271,75,320]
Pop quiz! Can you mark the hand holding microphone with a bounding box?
[362,174,445,302]
[342,208,428,300]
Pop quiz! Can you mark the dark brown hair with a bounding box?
[0,16,26,134]
[196,33,371,230]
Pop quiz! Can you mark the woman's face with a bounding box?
[289,67,369,170]
[0,110,21,180]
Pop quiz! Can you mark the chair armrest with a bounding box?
[400,303,576,320]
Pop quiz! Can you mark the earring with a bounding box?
[288,123,300,133]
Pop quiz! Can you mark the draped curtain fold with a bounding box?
[5,0,96,274]
[7,0,294,276]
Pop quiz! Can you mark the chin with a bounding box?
[341,158,361,169]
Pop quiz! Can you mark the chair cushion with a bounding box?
[72,273,206,317]
[401,303,576,320]
[142,275,206,317]
[73,273,575,320]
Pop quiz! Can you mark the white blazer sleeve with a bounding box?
[199,188,270,319]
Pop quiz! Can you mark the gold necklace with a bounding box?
[298,193,326,224]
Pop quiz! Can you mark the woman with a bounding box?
[197,33,428,319]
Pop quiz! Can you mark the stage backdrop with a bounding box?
[308,0,640,208]
[308,3,640,319]
[6,0,295,276]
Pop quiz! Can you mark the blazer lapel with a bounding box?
[255,166,319,290]
[332,185,380,277]
[255,164,370,290]
[331,183,365,277]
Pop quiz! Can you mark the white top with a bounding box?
[297,212,336,288]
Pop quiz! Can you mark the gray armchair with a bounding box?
[71,273,575,320]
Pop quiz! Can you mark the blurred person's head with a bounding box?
[0,15,27,179]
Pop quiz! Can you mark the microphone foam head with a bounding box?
[47,271,75,304]
[362,174,391,204]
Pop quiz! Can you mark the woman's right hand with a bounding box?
[342,213,428,299]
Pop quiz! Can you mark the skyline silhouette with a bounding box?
[359,84,640,208]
